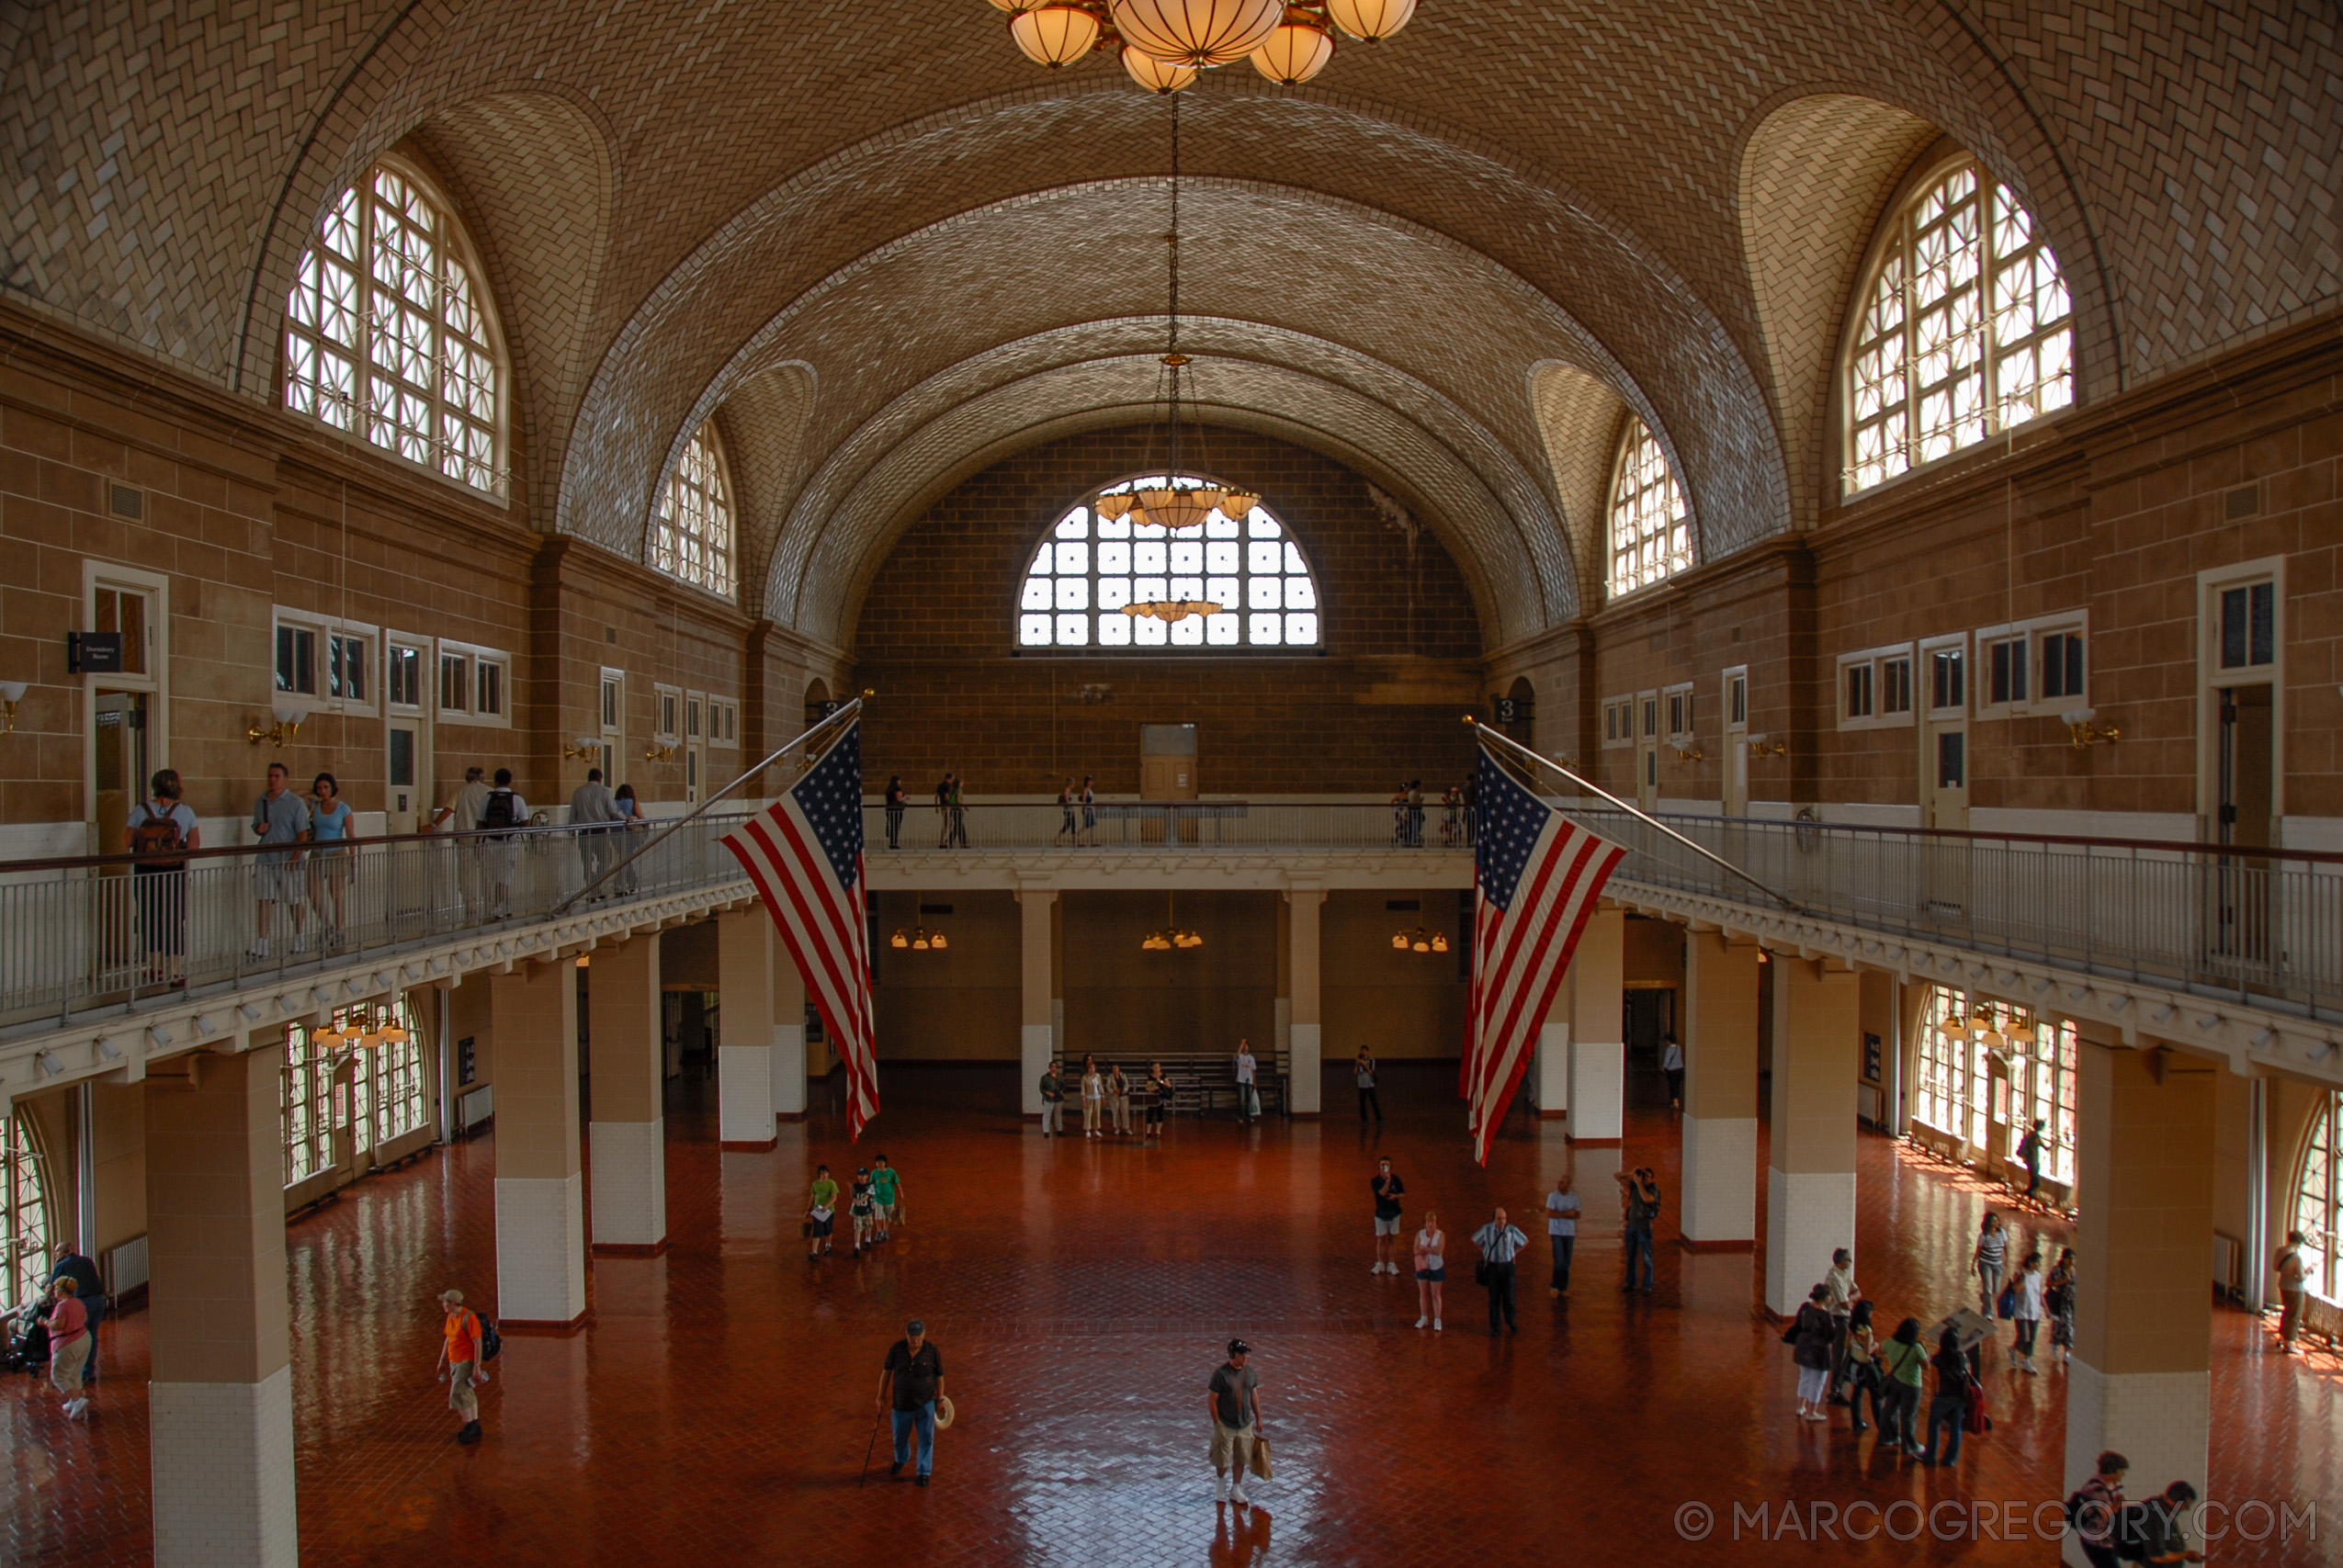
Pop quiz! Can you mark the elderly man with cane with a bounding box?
[869,1319,946,1486]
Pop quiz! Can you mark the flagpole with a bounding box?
[552,698,865,915]
[1464,716,1798,911]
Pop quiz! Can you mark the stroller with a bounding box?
[3,1300,51,1373]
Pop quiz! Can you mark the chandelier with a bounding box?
[990,1,1421,89]
[889,927,950,951]
[1388,927,1450,954]
[1142,892,1205,951]
[312,1002,413,1049]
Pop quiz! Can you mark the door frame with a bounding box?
[1918,632,1969,831]
[2196,557,2287,840]
[82,560,172,852]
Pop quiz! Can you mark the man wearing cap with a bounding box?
[1207,1338,1266,1507]
[879,1319,945,1485]
[435,1288,487,1445]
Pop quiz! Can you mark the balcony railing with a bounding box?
[867,799,1471,852]
[1561,807,2343,1021]
[0,816,758,1029]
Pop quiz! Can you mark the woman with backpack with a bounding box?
[1920,1326,1975,1465]
[1788,1283,1837,1422]
[125,768,198,987]
[1877,1317,1929,1456]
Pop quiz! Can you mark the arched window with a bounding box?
[652,422,736,598]
[1016,477,1321,651]
[1844,159,2073,496]
[1912,986,2074,1181]
[283,162,507,497]
[1606,417,1692,599]
[2293,1090,2337,1301]
[3,1109,53,1311]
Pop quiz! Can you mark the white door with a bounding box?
[1635,689,1660,813]
[385,718,425,834]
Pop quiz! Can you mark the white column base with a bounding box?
[1567,1038,1624,1138]
[771,1024,806,1116]
[1763,1168,1856,1316]
[588,1118,666,1248]
[1534,1021,1569,1115]
[2062,1359,2209,1560]
[1288,1021,1321,1113]
[151,1365,299,1568]
[495,1171,588,1325]
[718,1043,774,1144]
[1680,1115,1758,1243]
[1022,1023,1053,1113]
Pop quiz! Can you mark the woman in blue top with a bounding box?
[308,772,359,942]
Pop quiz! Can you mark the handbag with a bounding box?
[1473,1259,1491,1287]
[1996,1284,2018,1320]
[1248,1434,1273,1481]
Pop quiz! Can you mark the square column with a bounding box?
[1763,956,1860,1315]
[146,1041,298,1568]
[587,935,666,1255]
[771,934,807,1119]
[1681,932,1760,1247]
[1565,907,1624,1142]
[717,906,776,1149]
[2063,1036,2217,1556]
[1019,888,1057,1115]
[1287,887,1324,1115]
[1534,1021,1569,1119]
[492,964,588,1328]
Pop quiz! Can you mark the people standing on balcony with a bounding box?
[1412,1210,1445,1330]
[933,772,953,848]
[1408,781,1426,847]
[1081,1055,1105,1139]
[1440,783,1463,847]
[2047,1246,2077,1366]
[1234,1040,1260,1122]
[1370,1156,1406,1274]
[479,769,528,919]
[1055,778,1078,847]
[945,773,969,849]
[248,761,311,959]
[432,766,492,919]
[1545,1174,1579,1295]
[2275,1231,2308,1353]
[308,772,357,946]
[126,767,198,988]
[1144,1062,1171,1138]
[1353,1047,1383,1123]
[1106,1062,1132,1135]
[1079,775,1097,846]
[1389,784,1409,847]
[884,775,907,850]
[1037,1059,1066,1138]
[611,783,645,894]
[571,767,619,895]
[1462,772,1479,847]
[1660,1034,1685,1111]
[2015,1118,2047,1203]
[1973,1212,2009,1321]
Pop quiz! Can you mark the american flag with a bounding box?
[720,722,880,1139]
[1462,742,1625,1165]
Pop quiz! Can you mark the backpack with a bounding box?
[130,803,187,868]
[480,789,518,838]
[476,1313,503,1364]
[2112,1500,2156,1562]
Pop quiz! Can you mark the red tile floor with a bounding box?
[6,1060,2337,1566]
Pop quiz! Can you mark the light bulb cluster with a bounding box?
[311,1002,413,1051]
[1142,926,1205,951]
[989,0,1420,93]
[889,927,952,951]
[1388,928,1450,954]
[1095,478,1262,533]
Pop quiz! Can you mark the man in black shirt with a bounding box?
[878,1319,946,1485]
[1207,1338,1265,1507]
[1371,1158,1406,1275]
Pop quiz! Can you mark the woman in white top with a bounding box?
[1081,1054,1105,1139]
[2010,1251,2047,1373]
[1412,1212,1446,1331]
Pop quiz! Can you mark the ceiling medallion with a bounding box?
[990,1,1420,89]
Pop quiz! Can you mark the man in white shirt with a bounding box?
[1233,1040,1259,1123]
[569,767,620,897]
[1660,1034,1685,1111]
[433,767,491,919]
[1545,1176,1580,1296]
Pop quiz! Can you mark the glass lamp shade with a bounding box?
[1138,484,1219,529]
[1390,932,1409,950]
[1095,492,1137,522]
[1215,489,1262,519]
[1411,932,1431,953]
[1431,932,1450,953]
[890,930,910,949]
[1323,0,1417,40]
[1012,6,1103,66]
[1120,44,1199,92]
[1110,0,1282,66]
[988,0,1024,8]
[930,931,949,950]
[1251,21,1333,84]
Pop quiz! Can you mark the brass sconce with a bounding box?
[1747,733,1788,759]
[1672,743,1706,762]
[642,731,680,763]
[561,735,604,761]
[2062,708,2120,749]
[0,680,24,735]
[247,703,308,749]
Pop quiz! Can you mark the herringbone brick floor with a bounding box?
[3,1061,2335,1565]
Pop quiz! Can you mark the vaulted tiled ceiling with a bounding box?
[5,2,2335,651]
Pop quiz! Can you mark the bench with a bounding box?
[1059,1051,1289,1119]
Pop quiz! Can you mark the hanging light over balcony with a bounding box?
[1111,0,1283,67]
[1012,5,1104,65]
[1251,16,1334,83]
[1121,43,1199,92]
[1323,0,1417,40]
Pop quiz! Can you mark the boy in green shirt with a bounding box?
[808,1164,839,1258]
[871,1156,902,1244]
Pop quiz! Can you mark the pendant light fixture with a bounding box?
[989,2,1419,91]
[1142,890,1203,951]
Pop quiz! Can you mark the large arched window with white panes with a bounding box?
[1844,158,2073,496]
[1913,985,2076,1182]
[1016,477,1321,651]
[282,162,507,496]
[652,422,736,598]
[1606,417,1692,600]
[2292,1091,2337,1302]
[4,1109,53,1312]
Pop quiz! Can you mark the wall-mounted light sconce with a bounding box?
[1671,743,1706,762]
[1747,733,1788,758]
[1550,752,1581,771]
[561,735,603,761]
[0,680,25,735]
[247,703,308,748]
[2061,707,2120,749]
[642,731,680,763]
